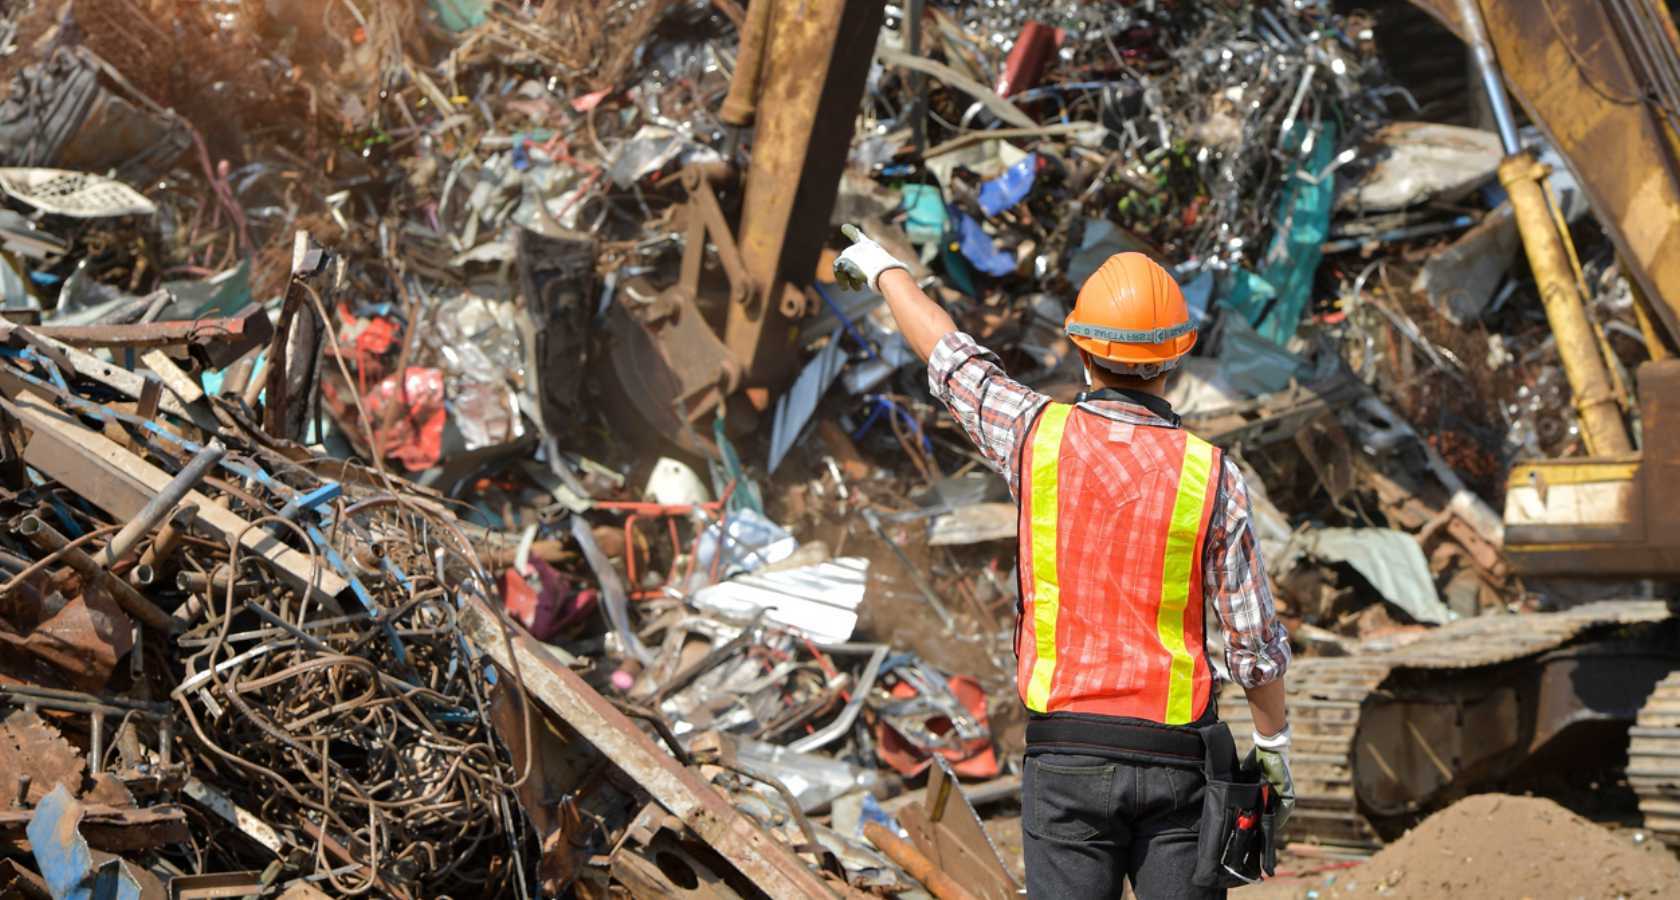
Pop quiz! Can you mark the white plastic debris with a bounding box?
[0,168,156,218]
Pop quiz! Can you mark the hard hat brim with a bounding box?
[1067,328,1197,366]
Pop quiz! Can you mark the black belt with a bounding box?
[1026,712,1208,768]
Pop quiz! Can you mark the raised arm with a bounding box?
[833,226,956,360]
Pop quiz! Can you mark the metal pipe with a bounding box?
[905,0,926,153]
[137,505,196,574]
[0,683,172,716]
[789,644,888,752]
[718,0,775,126]
[126,563,155,588]
[17,515,179,633]
[95,440,225,569]
[1454,0,1522,153]
[863,821,978,900]
[89,710,105,774]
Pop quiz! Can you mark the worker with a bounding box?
[835,230,1294,899]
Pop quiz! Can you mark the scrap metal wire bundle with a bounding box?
[1140,3,1388,266]
[169,488,527,895]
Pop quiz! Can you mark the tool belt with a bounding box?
[1024,696,1221,767]
[1191,721,1278,888]
[1024,711,1206,766]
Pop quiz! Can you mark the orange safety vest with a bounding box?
[1015,401,1222,725]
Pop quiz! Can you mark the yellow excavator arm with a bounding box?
[1411,0,1680,576]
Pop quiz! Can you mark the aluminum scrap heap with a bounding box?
[0,0,1669,896]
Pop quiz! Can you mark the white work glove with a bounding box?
[833,224,909,293]
[1253,724,1296,832]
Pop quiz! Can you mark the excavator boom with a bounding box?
[1410,0,1680,349]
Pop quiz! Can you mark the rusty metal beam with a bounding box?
[1409,0,1680,345]
[728,0,885,384]
[16,305,274,369]
[458,597,837,899]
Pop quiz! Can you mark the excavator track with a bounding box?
[1629,672,1680,847]
[1221,657,1389,851]
[1221,601,1676,852]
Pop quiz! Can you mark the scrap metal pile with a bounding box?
[0,0,1676,897]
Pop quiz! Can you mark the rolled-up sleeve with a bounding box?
[1205,458,1291,688]
[927,332,1050,496]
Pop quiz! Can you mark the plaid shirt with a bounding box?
[927,332,1291,690]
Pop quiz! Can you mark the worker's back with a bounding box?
[1015,400,1222,727]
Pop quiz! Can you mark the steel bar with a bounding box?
[1454,0,1521,152]
[18,306,274,368]
[95,439,225,569]
[137,505,196,573]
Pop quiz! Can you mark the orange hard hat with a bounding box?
[1065,252,1196,368]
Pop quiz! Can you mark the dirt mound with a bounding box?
[1312,794,1680,899]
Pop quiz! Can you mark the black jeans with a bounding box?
[1022,752,1225,900]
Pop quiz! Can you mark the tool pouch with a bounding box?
[1191,722,1274,888]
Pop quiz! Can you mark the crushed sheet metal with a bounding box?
[768,331,847,474]
[1300,527,1452,625]
[899,756,1021,900]
[690,557,869,644]
[0,590,134,691]
[928,503,1016,546]
[26,785,143,900]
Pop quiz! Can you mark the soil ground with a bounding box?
[1234,794,1680,900]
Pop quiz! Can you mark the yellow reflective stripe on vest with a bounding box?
[1024,403,1074,712]
[1156,433,1215,724]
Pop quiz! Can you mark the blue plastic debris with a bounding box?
[857,792,905,840]
[431,0,487,31]
[900,184,949,246]
[953,210,1016,277]
[27,785,143,900]
[1219,121,1337,344]
[979,153,1038,217]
